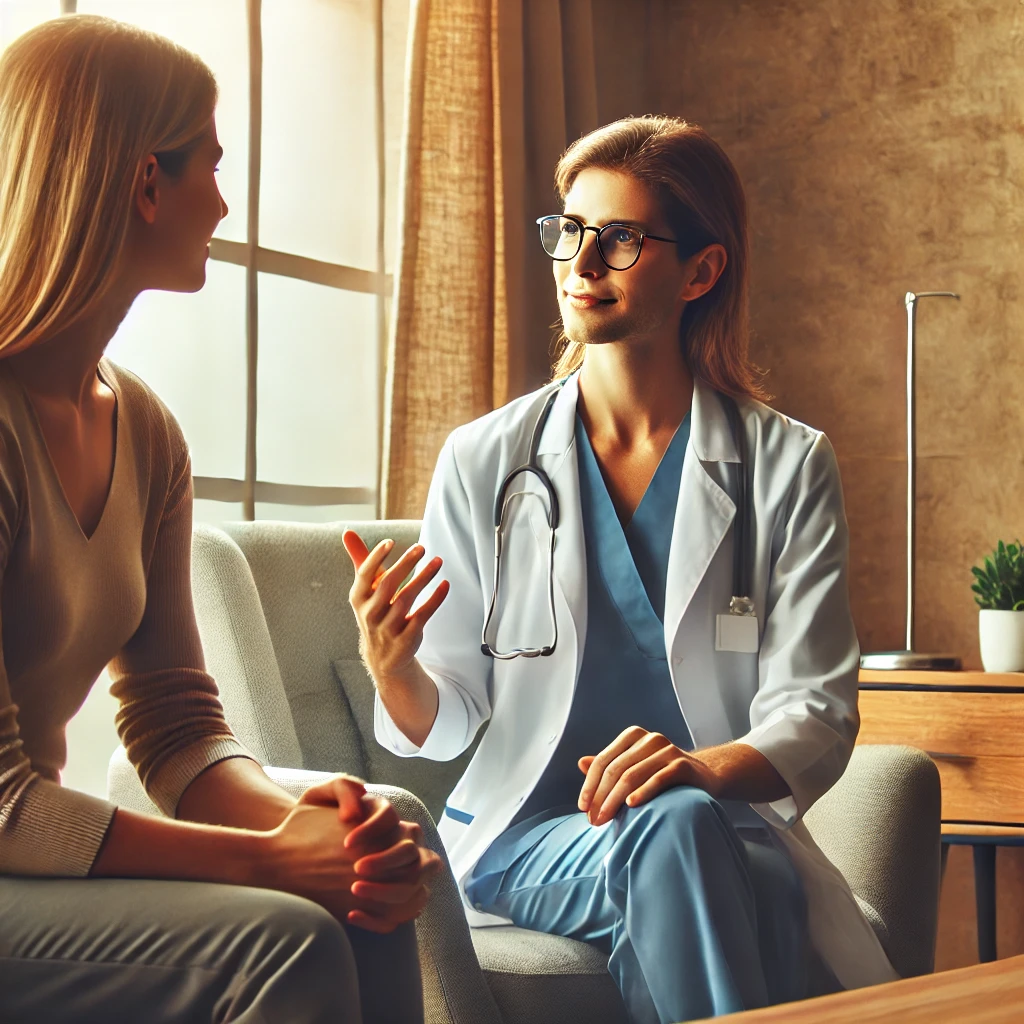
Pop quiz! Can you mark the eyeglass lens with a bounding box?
[538,216,643,271]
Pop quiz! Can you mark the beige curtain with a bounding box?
[380,0,602,519]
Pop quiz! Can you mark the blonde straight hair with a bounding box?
[551,116,767,400]
[0,15,217,357]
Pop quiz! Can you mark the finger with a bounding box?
[342,530,371,570]
[399,821,424,845]
[350,537,395,600]
[588,734,672,822]
[346,909,398,934]
[353,839,421,877]
[367,543,424,606]
[385,557,443,625]
[344,796,401,849]
[298,775,366,824]
[577,755,595,775]
[625,760,698,809]
[405,578,450,631]
[578,727,649,812]
[350,879,425,905]
[593,753,675,826]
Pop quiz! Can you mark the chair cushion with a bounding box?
[471,927,628,1024]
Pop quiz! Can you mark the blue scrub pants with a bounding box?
[466,787,811,1024]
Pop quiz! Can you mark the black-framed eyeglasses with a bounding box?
[536,214,680,271]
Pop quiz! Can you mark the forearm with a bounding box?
[694,741,791,804]
[373,660,439,748]
[176,756,296,830]
[90,806,266,886]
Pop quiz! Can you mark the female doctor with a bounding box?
[345,116,897,1024]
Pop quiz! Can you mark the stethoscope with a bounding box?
[480,383,754,660]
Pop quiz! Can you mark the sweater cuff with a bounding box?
[0,778,116,877]
[144,736,257,817]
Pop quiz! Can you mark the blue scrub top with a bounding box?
[516,410,693,821]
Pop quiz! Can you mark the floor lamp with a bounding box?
[860,290,963,671]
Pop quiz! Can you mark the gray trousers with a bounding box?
[0,877,423,1024]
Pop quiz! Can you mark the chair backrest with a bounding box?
[191,520,474,820]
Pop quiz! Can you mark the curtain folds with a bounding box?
[381,0,600,519]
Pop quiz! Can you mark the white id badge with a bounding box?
[716,614,760,653]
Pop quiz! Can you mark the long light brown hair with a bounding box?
[0,15,217,358]
[551,115,767,400]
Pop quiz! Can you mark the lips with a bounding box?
[564,292,615,309]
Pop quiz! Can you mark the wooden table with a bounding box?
[857,669,1024,962]
[699,953,1024,1022]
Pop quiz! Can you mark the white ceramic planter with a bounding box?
[978,609,1024,672]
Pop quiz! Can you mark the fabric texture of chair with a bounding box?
[106,519,942,1024]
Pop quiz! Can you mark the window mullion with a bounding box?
[244,0,263,521]
[373,0,387,519]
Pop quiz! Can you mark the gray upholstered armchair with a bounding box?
[108,521,942,1024]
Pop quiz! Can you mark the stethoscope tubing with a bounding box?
[481,382,752,660]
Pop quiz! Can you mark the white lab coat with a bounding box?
[375,373,898,991]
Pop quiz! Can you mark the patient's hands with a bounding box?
[266,773,442,933]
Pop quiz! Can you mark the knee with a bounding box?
[609,786,730,866]
[621,785,723,835]
[244,890,351,968]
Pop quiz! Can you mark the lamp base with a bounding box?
[859,650,962,671]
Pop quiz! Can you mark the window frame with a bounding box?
[61,0,393,519]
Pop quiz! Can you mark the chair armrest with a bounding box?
[803,744,941,978]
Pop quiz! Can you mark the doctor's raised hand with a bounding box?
[343,531,450,747]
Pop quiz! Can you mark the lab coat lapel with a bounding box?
[663,382,741,652]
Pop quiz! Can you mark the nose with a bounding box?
[571,228,605,279]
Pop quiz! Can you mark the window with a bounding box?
[1,0,409,797]
[2,0,410,526]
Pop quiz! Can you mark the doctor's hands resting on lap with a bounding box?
[577,727,793,827]
[343,530,450,748]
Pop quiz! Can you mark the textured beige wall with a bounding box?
[637,0,1024,969]
[647,0,1024,665]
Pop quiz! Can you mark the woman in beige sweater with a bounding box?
[0,14,438,1023]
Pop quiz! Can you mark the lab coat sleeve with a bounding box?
[374,432,494,761]
[739,432,861,829]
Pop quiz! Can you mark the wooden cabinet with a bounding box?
[857,687,1024,823]
[857,670,1024,962]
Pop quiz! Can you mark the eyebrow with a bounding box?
[561,213,650,231]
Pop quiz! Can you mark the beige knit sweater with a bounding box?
[0,357,252,876]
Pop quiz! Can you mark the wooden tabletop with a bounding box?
[859,669,1024,690]
[698,955,1024,1023]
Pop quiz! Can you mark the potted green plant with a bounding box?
[971,539,1024,672]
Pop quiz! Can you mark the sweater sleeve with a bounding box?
[0,430,116,876]
[107,414,255,817]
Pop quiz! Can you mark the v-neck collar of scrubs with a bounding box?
[575,411,690,646]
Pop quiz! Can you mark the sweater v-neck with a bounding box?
[1,359,121,543]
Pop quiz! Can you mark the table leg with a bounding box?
[973,844,997,963]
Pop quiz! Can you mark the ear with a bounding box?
[679,243,728,303]
[134,154,160,225]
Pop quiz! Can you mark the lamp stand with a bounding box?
[860,291,962,672]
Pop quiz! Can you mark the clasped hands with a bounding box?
[274,773,441,934]
[578,726,722,827]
